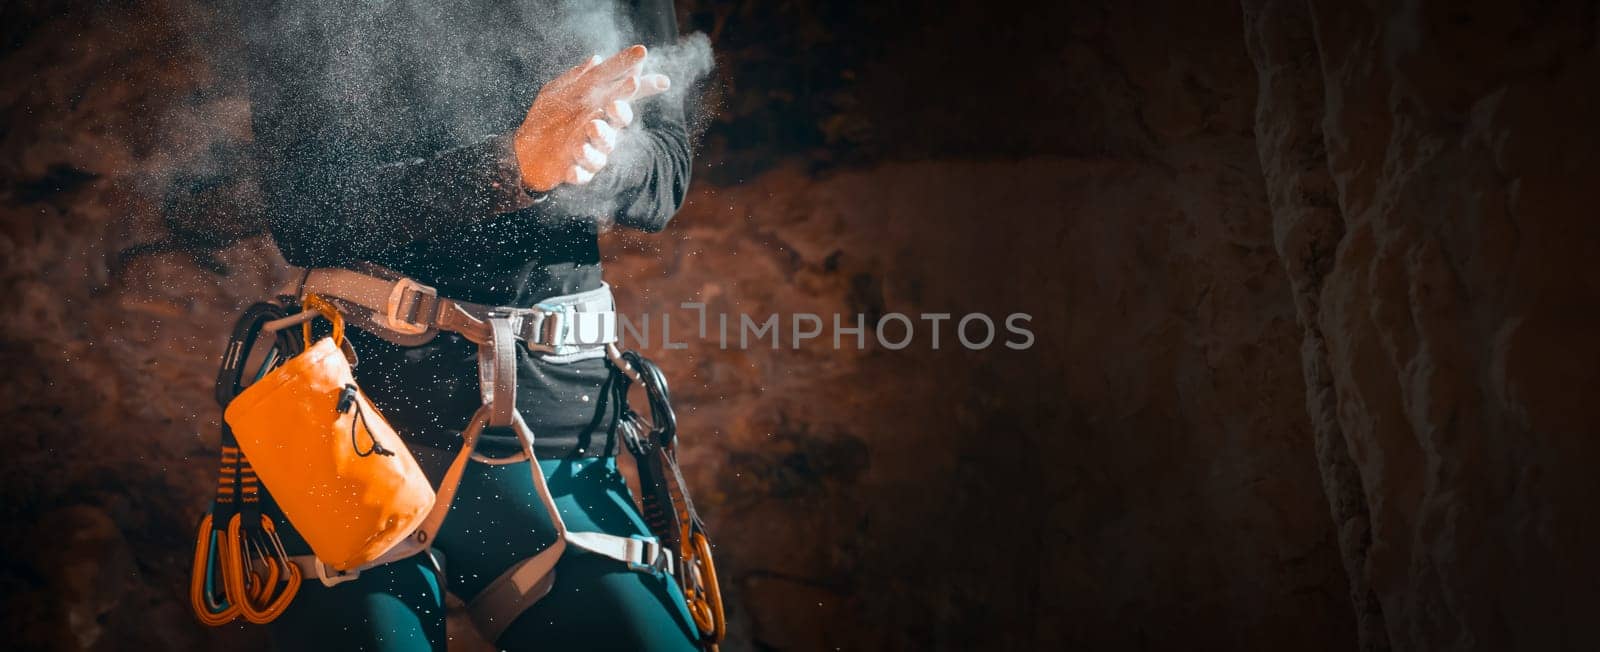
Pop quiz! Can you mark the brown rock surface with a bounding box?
[604,153,1352,649]
[1244,1,1600,649]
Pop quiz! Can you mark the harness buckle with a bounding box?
[383,278,438,335]
[313,558,362,588]
[627,538,673,576]
[521,304,571,352]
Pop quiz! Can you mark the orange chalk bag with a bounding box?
[189,295,433,626]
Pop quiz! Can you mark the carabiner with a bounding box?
[260,516,304,610]
[188,514,240,626]
[225,513,301,624]
[683,530,726,645]
[241,535,281,604]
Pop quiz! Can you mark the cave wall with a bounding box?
[610,153,1352,649]
[1244,1,1600,649]
[0,0,1595,650]
[0,4,273,650]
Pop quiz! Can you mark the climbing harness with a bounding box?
[189,302,305,625]
[283,267,704,640]
[192,265,722,646]
[608,348,727,648]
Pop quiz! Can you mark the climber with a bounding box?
[231,0,709,649]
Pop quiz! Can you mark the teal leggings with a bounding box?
[266,456,701,651]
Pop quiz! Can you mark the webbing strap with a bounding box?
[467,531,674,642]
[482,316,518,428]
[567,531,676,576]
[457,282,619,354]
[466,548,561,641]
[298,268,407,319]
[465,408,570,642]
[296,267,618,356]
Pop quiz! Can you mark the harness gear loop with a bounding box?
[192,302,305,627]
[605,344,727,648]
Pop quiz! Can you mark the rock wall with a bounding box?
[609,153,1351,649]
[0,3,273,650]
[1243,1,1600,650]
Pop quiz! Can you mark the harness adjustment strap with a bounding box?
[466,531,675,642]
[567,531,677,577]
[466,551,561,642]
[483,316,517,429]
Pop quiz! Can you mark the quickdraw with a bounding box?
[607,346,726,649]
[188,302,305,626]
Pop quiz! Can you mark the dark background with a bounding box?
[2,0,1598,650]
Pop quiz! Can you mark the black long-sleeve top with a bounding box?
[241,0,690,458]
[244,0,689,304]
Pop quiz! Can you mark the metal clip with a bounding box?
[627,538,671,576]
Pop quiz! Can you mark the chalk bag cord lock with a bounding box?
[338,384,394,458]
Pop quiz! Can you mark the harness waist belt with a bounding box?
[290,267,618,360]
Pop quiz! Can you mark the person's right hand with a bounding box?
[513,45,671,192]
